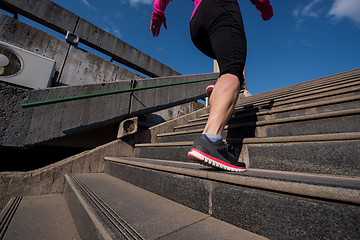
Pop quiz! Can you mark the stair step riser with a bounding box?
[135,140,360,176]
[231,83,360,114]
[246,140,360,176]
[266,86,360,109]
[237,83,360,111]
[258,114,360,138]
[166,114,360,141]
[104,160,360,240]
[234,75,360,110]
[235,98,360,122]
[135,146,192,162]
[157,132,202,143]
[189,98,360,128]
[192,94,360,125]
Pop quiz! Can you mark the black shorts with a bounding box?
[190,0,247,83]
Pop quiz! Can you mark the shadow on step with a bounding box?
[225,100,275,161]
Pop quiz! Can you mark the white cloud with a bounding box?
[129,0,153,5]
[110,24,122,39]
[293,0,323,30]
[103,18,123,39]
[80,0,98,11]
[81,0,90,7]
[293,0,322,18]
[302,0,322,18]
[329,0,360,25]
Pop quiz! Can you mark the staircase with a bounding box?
[1,69,360,239]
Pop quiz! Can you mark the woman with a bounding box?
[150,0,273,172]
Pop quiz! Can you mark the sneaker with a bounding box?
[187,134,246,172]
[206,84,215,96]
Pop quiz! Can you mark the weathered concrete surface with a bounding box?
[105,158,360,240]
[2,194,81,240]
[60,45,144,86]
[0,139,128,212]
[0,12,143,86]
[65,173,266,240]
[234,68,360,110]
[0,73,217,148]
[246,139,360,176]
[0,0,180,77]
[0,12,68,82]
[75,18,180,78]
[131,73,217,116]
[0,82,30,147]
[0,0,78,35]
[23,80,133,146]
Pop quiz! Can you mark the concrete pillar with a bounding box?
[213,60,220,73]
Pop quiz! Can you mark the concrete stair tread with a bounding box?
[172,107,360,133]
[191,93,360,124]
[135,133,359,177]
[105,157,360,205]
[242,82,359,108]
[136,132,360,147]
[66,173,265,240]
[104,157,360,239]
[231,69,360,110]
[0,194,80,240]
[233,79,360,112]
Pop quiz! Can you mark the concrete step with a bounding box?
[104,157,360,240]
[190,94,360,125]
[169,108,360,139]
[233,77,360,113]
[231,68,360,113]
[195,69,360,124]
[135,132,360,176]
[0,194,80,240]
[135,141,193,163]
[253,80,360,110]
[64,173,265,240]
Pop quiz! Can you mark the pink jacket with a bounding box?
[151,0,273,22]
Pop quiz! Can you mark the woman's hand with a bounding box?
[250,0,273,21]
[150,19,167,37]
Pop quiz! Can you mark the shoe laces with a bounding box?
[219,141,238,159]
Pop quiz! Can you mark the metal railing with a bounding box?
[21,78,217,108]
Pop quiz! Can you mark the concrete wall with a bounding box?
[0,12,143,86]
[0,73,218,148]
[0,0,180,78]
[0,138,130,212]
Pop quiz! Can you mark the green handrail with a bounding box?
[21,77,217,108]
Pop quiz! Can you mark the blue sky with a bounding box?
[10,0,360,94]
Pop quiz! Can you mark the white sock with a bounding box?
[202,133,222,142]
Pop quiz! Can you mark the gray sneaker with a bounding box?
[187,134,246,172]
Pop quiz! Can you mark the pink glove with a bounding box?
[250,0,274,21]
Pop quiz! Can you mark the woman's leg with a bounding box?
[203,73,240,136]
[188,0,247,171]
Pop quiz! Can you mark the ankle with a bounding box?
[202,133,221,142]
